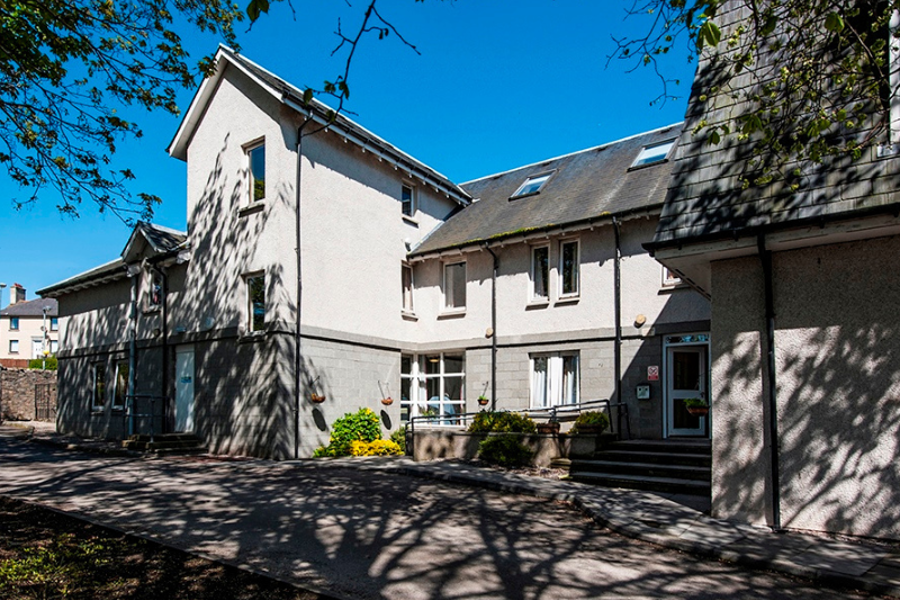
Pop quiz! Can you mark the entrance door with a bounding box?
[175,345,195,432]
[666,346,708,436]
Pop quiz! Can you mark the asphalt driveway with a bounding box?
[0,439,878,599]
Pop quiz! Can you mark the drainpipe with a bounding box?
[294,120,310,459]
[150,264,169,434]
[758,234,782,531]
[485,245,499,411]
[127,266,138,436]
[612,217,623,432]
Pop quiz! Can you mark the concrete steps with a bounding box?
[569,439,711,496]
[122,433,207,455]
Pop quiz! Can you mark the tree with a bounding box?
[613,0,899,188]
[1,0,243,222]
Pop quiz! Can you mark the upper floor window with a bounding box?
[401,184,416,217]
[531,245,550,301]
[662,266,682,287]
[559,240,580,297]
[510,171,553,199]
[148,271,163,308]
[9,317,19,331]
[50,317,59,331]
[402,264,414,313]
[631,139,675,168]
[443,261,466,311]
[247,141,266,202]
[92,364,106,411]
[247,274,266,332]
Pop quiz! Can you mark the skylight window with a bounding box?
[631,139,676,168]
[510,172,553,199]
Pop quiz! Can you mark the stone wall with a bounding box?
[0,367,58,421]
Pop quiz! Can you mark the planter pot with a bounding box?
[575,425,605,435]
[686,406,709,417]
[381,397,394,406]
[537,422,560,435]
[477,398,489,406]
[310,394,326,404]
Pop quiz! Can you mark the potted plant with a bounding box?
[381,397,394,406]
[310,393,326,404]
[571,411,610,435]
[537,420,560,435]
[477,395,489,406]
[683,398,709,416]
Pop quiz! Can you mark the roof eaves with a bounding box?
[37,258,128,298]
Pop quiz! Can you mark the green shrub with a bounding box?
[312,408,381,457]
[478,434,533,468]
[390,426,407,454]
[570,410,610,435]
[467,411,537,434]
[28,357,57,370]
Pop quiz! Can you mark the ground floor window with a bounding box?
[113,361,129,410]
[531,352,579,408]
[401,353,465,425]
[92,364,106,411]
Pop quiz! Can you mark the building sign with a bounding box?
[648,366,659,381]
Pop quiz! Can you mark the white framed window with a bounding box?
[148,271,163,308]
[50,340,59,354]
[401,184,416,217]
[246,273,266,332]
[531,245,550,301]
[401,353,465,425]
[246,140,266,202]
[113,361,129,410]
[402,264,414,313]
[631,139,676,168]
[50,317,59,332]
[662,266,682,287]
[510,171,553,199]
[9,317,19,331]
[92,364,106,411]
[559,239,580,298]
[8,340,18,353]
[443,261,466,311]
[531,352,579,408]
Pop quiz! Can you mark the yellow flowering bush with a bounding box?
[349,439,403,457]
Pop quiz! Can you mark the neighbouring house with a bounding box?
[39,47,709,459]
[647,1,900,540]
[0,284,59,367]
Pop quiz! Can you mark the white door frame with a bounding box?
[663,333,711,438]
[175,345,195,433]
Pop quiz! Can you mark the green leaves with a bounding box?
[698,20,721,49]
[824,12,844,32]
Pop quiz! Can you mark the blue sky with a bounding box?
[0,1,696,301]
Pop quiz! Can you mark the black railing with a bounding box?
[125,394,167,442]
[407,399,631,459]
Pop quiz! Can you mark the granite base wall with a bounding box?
[0,367,57,421]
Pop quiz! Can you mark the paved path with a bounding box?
[0,438,891,600]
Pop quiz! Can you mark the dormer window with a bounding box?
[401,184,416,217]
[631,139,676,168]
[510,171,553,199]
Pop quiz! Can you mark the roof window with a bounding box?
[631,139,676,168]
[510,171,553,199]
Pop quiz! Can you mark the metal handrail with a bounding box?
[407,398,631,459]
[125,394,167,443]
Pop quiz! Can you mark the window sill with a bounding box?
[526,299,550,310]
[401,310,418,321]
[555,296,580,306]
[143,306,161,315]
[238,202,266,218]
[401,215,419,227]
[437,309,466,319]
[659,282,690,293]
[239,329,267,343]
[91,410,105,416]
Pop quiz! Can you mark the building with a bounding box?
[39,47,709,460]
[0,284,59,367]
[647,1,900,539]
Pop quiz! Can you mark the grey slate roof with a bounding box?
[410,124,683,257]
[1,297,58,317]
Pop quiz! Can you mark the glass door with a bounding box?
[666,346,708,436]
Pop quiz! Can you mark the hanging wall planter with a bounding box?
[310,394,326,404]
[381,397,394,406]
[477,396,490,407]
[683,398,709,416]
